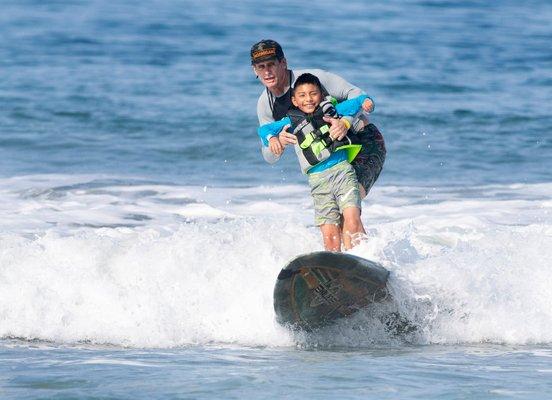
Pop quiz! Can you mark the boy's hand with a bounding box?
[278,124,297,146]
[323,116,347,141]
[362,98,374,113]
[268,136,283,156]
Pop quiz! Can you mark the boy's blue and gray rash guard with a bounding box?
[256,68,367,164]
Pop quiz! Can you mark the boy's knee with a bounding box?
[342,206,361,219]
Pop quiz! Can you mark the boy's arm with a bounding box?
[337,94,375,134]
[261,144,281,164]
[335,94,372,116]
[258,116,292,164]
[325,95,374,140]
[257,117,291,146]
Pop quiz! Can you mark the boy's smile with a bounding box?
[291,83,322,114]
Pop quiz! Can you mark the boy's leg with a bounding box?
[309,169,343,251]
[332,162,363,249]
[309,162,364,251]
[352,123,386,198]
[341,206,365,250]
[319,224,342,252]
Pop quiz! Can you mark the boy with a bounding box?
[260,73,366,251]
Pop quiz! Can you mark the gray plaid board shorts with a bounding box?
[308,161,361,226]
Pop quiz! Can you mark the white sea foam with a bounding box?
[0,175,551,347]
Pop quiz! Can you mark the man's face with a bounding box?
[291,83,322,114]
[253,58,288,91]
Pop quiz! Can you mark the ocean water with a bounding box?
[1,0,551,398]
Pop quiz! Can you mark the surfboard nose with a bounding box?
[273,251,389,331]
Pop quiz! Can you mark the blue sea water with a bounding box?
[1,0,551,398]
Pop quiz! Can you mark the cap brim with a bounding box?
[251,55,279,65]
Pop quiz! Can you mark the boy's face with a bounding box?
[291,83,322,114]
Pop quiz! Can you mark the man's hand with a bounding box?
[362,98,374,113]
[323,116,348,141]
[268,136,283,156]
[278,124,297,146]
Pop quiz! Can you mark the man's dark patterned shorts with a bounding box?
[351,123,386,195]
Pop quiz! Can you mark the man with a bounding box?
[251,39,386,199]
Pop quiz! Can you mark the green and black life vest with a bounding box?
[288,102,362,174]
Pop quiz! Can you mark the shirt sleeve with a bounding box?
[261,144,281,164]
[335,95,370,116]
[256,91,282,163]
[307,69,365,101]
[257,117,291,146]
[256,91,275,125]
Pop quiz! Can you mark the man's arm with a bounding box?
[335,94,371,116]
[323,95,373,141]
[256,91,285,163]
[257,117,291,146]
[258,117,292,158]
[261,144,281,164]
[257,91,298,161]
[300,69,365,102]
[257,91,275,125]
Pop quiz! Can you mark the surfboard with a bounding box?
[273,251,390,331]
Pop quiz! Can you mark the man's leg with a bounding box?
[352,123,386,198]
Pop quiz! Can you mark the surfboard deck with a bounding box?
[273,251,389,331]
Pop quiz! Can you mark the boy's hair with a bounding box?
[291,73,323,96]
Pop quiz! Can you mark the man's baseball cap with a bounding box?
[250,40,285,64]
